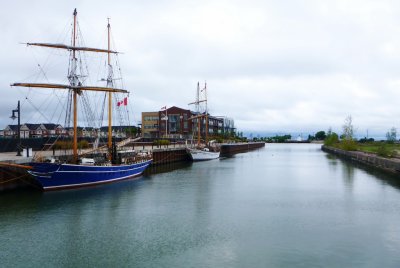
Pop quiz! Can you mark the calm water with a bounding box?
[1,144,400,267]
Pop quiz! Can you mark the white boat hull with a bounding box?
[187,148,220,161]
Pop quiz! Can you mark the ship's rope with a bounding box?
[0,166,40,189]
[0,174,30,184]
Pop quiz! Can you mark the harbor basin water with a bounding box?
[1,143,400,267]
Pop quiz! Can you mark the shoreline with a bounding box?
[321,145,400,175]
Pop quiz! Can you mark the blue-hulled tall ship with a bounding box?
[11,9,152,191]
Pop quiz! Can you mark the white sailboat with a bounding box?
[187,82,220,161]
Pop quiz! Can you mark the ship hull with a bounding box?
[187,148,220,161]
[28,160,152,191]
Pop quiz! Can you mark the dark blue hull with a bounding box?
[28,160,152,191]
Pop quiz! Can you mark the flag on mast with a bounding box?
[117,97,128,106]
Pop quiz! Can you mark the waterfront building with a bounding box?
[216,116,236,137]
[142,107,193,139]
[141,112,160,138]
[0,124,139,139]
[141,106,232,140]
[1,123,64,138]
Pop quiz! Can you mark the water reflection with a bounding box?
[2,144,400,267]
[339,158,400,191]
[323,151,400,192]
[342,162,355,190]
[145,161,193,175]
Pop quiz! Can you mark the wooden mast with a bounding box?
[72,8,78,163]
[197,117,201,146]
[11,9,128,163]
[107,18,113,160]
[204,82,208,145]
[188,82,207,147]
[197,82,201,146]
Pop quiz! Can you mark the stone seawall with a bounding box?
[322,145,400,174]
[220,142,265,156]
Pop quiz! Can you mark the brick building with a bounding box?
[141,106,233,140]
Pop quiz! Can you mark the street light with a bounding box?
[10,100,21,156]
[179,114,184,138]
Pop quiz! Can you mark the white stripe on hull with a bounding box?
[42,171,144,190]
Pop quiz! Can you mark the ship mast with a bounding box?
[188,82,208,147]
[196,82,201,146]
[204,82,208,145]
[11,8,128,163]
[107,18,113,159]
[72,8,78,163]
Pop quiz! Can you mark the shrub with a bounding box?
[377,143,391,157]
[153,139,170,146]
[377,143,397,158]
[78,140,90,149]
[324,132,339,146]
[341,139,358,151]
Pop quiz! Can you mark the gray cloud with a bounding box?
[2,0,400,137]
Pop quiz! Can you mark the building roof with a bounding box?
[100,125,138,131]
[42,123,60,130]
[6,125,19,131]
[24,123,41,130]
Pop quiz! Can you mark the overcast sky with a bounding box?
[2,0,400,137]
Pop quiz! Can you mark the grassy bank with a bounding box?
[329,141,400,158]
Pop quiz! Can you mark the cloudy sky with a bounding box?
[2,0,400,137]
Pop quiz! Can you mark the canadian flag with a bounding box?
[117,97,128,106]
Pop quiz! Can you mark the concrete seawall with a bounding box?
[152,148,191,165]
[322,145,400,174]
[220,142,265,156]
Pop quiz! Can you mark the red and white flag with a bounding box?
[117,97,128,107]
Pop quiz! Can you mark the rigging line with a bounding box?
[114,93,124,126]
[54,98,66,129]
[25,97,52,123]
[32,88,62,124]
[77,23,92,85]
[114,51,125,90]
[96,92,108,145]
[81,93,97,128]
[37,64,49,82]
[64,90,72,129]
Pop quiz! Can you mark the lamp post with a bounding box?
[165,108,168,138]
[180,114,183,137]
[10,100,21,156]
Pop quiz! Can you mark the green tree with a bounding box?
[324,132,339,146]
[315,131,326,140]
[342,115,354,141]
[386,127,397,144]
[341,115,357,151]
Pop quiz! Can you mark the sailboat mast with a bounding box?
[107,19,113,157]
[11,9,129,165]
[196,82,200,146]
[204,82,208,144]
[72,8,78,163]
